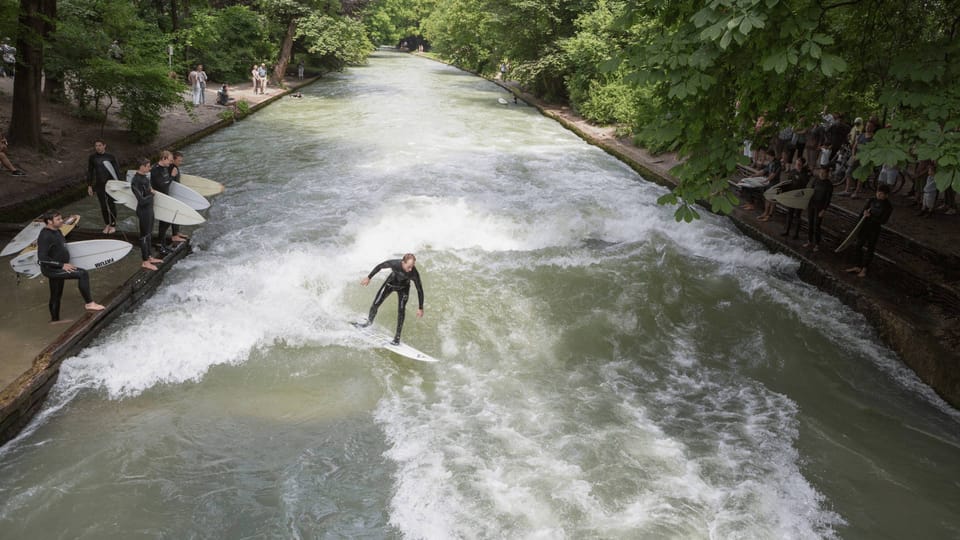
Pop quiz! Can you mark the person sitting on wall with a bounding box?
[216,83,235,107]
[0,134,26,176]
[736,148,781,211]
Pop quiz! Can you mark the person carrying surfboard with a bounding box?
[132,158,164,271]
[845,184,893,278]
[150,151,177,255]
[87,139,121,234]
[804,167,834,251]
[358,254,424,345]
[36,210,105,322]
[167,151,190,244]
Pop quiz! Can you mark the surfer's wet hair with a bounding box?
[137,157,151,168]
[402,253,416,263]
[41,209,61,223]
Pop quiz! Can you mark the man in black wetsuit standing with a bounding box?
[87,139,120,234]
[167,151,189,244]
[150,150,176,255]
[359,253,424,345]
[132,158,164,271]
[37,210,105,322]
[846,184,893,278]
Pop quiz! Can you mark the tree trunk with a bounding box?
[170,0,178,32]
[41,0,64,102]
[8,0,50,148]
[273,18,297,89]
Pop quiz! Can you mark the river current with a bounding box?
[1,51,958,539]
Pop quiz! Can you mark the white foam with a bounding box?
[57,247,352,399]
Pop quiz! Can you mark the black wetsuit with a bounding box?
[854,197,893,270]
[807,177,834,244]
[167,164,182,238]
[150,164,174,251]
[131,172,154,261]
[364,259,424,343]
[37,227,93,321]
[782,167,810,238]
[87,151,120,227]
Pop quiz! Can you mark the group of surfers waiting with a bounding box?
[35,142,192,323]
[87,141,189,271]
[737,150,892,279]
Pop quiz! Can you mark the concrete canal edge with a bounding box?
[487,78,960,409]
[0,79,318,447]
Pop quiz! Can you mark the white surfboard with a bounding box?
[180,174,225,197]
[11,239,133,279]
[736,176,768,188]
[106,180,206,226]
[834,215,868,253]
[1,221,44,256]
[2,215,81,257]
[124,170,209,210]
[353,322,439,363]
[168,182,210,210]
[103,161,119,180]
[762,179,791,201]
[771,188,815,210]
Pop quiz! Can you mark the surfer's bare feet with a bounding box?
[857,269,867,278]
[147,257,163,264]
[84,302,106,311]
[845,266,861,274]
[142,261,159,271]
[171,234,189,242]
[104,225,116,234]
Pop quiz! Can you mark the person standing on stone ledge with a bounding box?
[87,139,120,233]
[37,209,106,323]
[846,184,893,278]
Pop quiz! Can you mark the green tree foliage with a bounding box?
[420,0,493,71]
[47,0,184,142]
[0,0,17,41]
[560,0,656,126]
[296,13,374,70]
[606,0,960,219]
[361,0,435,46]
[418,0,591,99]
[181,6,272,82]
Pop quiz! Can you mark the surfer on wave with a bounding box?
[358,253,424,345]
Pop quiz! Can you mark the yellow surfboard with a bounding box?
[180,174,225,197]
[16,215,81,256]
